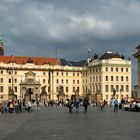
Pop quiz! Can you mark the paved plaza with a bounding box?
[0,106,140,140]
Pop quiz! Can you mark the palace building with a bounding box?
[0,38,131,102]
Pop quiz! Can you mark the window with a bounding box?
[116,76,119,81]
[126,68,128,72]
[126,85,129,92]
[96,76,98,82]
[77,73,79,76]
[56,72,59,76]
[66,73,68,76]
[106,76,108,81]
[116,85,119,92]
[116,68,118,72]
[61,79,64,84]
[105,85,108,92]
[0,95,3,99]
[73,87,75,92]
[9,71,12,75]
[77,80,79,84]
[66,87,69,93]
[73,80,75,84]
[56,79,59,84]
[111,85,114,92]
[15,79,17,83]
[43,79,45,84]
[111,76,113,81]
[121,76,123,81]
[99,76,101,82]
[106,67,108,71]
[48,87,50,92]
[111,67,113,71]
[15,71,17,75]
[0,78,3,83]
[14,86,17,93]
[121,85,124,92]
[9,79,11,83]
[66,79,68,84]
[121,68,123,72]
[126,76,128,81]
[1,70,3,74]
[73,73,75,76]
[0,86,3,92]
[43,72,45,75]
[61,72,63,76]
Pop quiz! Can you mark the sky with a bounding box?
[0,0,139,86]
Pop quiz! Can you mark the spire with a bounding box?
[0,36,4,56]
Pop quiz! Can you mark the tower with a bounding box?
[0,37,4,56]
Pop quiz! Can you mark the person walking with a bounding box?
[83,97,89,113]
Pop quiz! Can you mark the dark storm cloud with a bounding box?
[0,0,139,85]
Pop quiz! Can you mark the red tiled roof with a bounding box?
[0,56,60,65]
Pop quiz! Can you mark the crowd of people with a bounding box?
[0,97,128,114]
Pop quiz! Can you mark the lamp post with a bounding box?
[120,89,122,102]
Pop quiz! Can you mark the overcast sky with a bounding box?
[0,0,139,86]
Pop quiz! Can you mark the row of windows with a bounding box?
[0,86,17,93]
[0,78,18,84]
[56,79,80,84]
[105,94,129,100]
[106,67,129,72]
[106,76,129,82]
[105,85,129,92]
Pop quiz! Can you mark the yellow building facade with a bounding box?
[0,39,131,102]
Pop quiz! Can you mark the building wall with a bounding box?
[0,57,131,102]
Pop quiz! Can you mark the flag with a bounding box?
[88,48,91,53]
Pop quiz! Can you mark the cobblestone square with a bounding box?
[0,107,140,140]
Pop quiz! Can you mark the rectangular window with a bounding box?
[121,76,123,81]
[73,73,75,76]
[61,79,64,84]
[1,70,3,74]
[116,68,118,72]
[56,79,59,84]
[15,86,17,93]
[9,79,11,83]
[126,68,128,72]
[66,73,68,76]
[106,76,108,81]
[0,78,3,83]
[43,79,45,84]
[56,72,59,76]
[121,68,123,72]
[126,85,129,92]
[66,79,68,84]
[0,86,3,92]
[0,95,3,99]
[15,79,17,83]
[61,72,63,76]
[73,80,75,84]
[111,76,113,81]
[116,76,119,81]
[111,67,113,71]
[43,72,45,75]
[121,85,124,92]
[105,85,108,92]
[111,85,114,92]
[77,80,79,84]
[106,67,108,71]
[77,73,79,76]
[73,87,75,92]
[126,76,128,82]
[66,87,69,93]
[116,85,119,92]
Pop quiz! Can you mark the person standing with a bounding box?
[83,97,89,113]
[73,99,80,113]
[114,99,119,112]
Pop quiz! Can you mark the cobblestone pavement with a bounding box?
[0,106,140,140]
